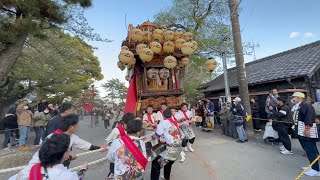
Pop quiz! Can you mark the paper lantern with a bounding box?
[131,28,144,42]
[127,58,136,66]
[164,30,175,41]
[153,29,164,41]
[180,57,190,66]
[127,64,134,70]
[181,42,196,55]
[163,41,175,53]
[174,31,182,40]
[139,48,154,62]
[147,68,159,79]
[182,32,193,41]
[174,38,186,50]
[205,58,217,72]
[121,46,129,51]
[117,61,126,71]
[119,50,134,64]
[159,68,170,79]
[150,41,162,54]
[191,40,198,50]
[143,30,153,42]
[164,56,177,69]
[136,44,148,55]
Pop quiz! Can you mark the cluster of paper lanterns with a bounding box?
[117,21,200,71]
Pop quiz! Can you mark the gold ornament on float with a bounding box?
[182,32,193,41]
[150,41,162,54]
[180,57,190,66]
[163,41,175,53]
[174,31,182,40]
[136,44,148,55]
[117,61,126,71]
[121,46,129,51]
[174,38,186,50]
[163,30,175,41]
[131,28,144,42]
[164,56,177,69]
[119,50,134,64]
[139,48,154,62]
[153,29,164,41]
[181,42,196,55]
[205,58,217,72]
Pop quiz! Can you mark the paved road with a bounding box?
[1,116,319,180]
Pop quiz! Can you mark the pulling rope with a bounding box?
[0,133,156,174]
[295,155,320,180]
[0,148,105,174]
[69,157,108,171]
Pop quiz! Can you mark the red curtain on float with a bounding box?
[124,75,137,114]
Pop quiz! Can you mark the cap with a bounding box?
[291,92,305,99]
[233,97,241,102]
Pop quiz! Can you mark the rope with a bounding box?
[295,155,320,179]
[69,157,108,171]
[0,148,105,174]
[0,128,19,132]
[0,133,156,174]
[210,110,294,124]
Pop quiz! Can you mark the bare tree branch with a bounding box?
[1,7,17,14]
[167,23,189,31]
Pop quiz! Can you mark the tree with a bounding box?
[102,79,127,104]
[0,0,109,81]
[154,0,232,103]
[228,0,252,131]
[0,29,103,115]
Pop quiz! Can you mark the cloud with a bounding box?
[289,32,300,39]
[304,32,316,38]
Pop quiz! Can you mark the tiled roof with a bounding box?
[202,41,320,92]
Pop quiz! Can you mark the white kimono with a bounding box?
[10,133,91,180]
[156,110,165,122]
[143,113,158,124]
[176,110,195,140]
[156,119,181,161]
[107,136,147,180]
[10,164,80,180]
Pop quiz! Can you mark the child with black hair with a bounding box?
[10,114,107,180]
[107,119,147,180]
[105,112,135,179]
[157,102,168,122]
[10,134,88,180]
[151,109,182,180]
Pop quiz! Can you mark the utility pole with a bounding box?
[228,0,252,130]
[221,36,231,103]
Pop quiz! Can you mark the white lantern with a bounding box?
[136,44,148,55]
[181,42,196,55]
[164,56,177,69]
[163,41,175,53]
[150,41,162,54]
[163,30,175,41]
[139,48,154,62]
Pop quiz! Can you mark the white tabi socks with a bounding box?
[180,151,186,162]
[188,144,194,152]
[184,146,189,152]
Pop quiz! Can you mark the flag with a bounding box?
[124,75,137,114]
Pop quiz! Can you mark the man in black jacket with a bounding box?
[42,102,76,140]
[269,97,292,155]
[291,92,319,176]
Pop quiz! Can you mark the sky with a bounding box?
[83,0,320,95]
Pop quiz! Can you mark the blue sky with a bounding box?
[84,0,320,92]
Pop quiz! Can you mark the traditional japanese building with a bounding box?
[200,41,320,118]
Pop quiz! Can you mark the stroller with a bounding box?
[263,122,279,146]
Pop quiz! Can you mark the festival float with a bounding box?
[118,21,199,116]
